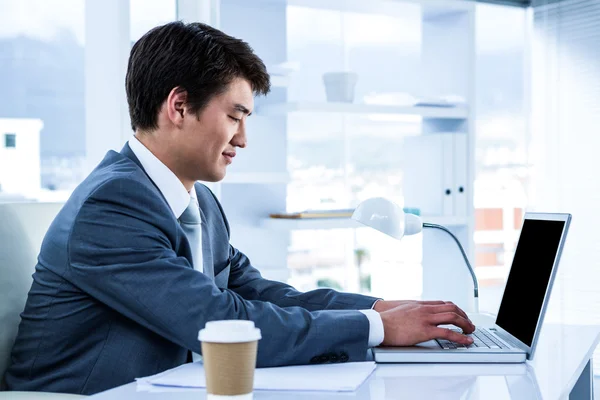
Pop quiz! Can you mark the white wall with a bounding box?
[0,118,43,196]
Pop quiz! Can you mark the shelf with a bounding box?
[270,75,291,88]
[256,102,468,119]
[261,217,361,230]
[222,172,290,184]
[260,215,469,231]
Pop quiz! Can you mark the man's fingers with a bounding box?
[431,327,474,345]
[427,303,471,321]
[443,301,470,321]
[429,312,475,334]
[417,300,446,305]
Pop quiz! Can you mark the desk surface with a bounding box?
[90,323,600,400]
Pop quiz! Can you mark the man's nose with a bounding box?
[232,125,247,148]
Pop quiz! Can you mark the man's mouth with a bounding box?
[223,151,236,164]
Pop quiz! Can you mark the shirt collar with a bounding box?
[128,136,193,220]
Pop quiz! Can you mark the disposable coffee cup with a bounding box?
[199,320,261,400]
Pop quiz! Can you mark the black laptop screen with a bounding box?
[495,218,566,346]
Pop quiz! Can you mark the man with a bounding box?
[5,22,474,395]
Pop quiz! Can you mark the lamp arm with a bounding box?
[422,223,479,302]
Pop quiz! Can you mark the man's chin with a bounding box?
[215,169,227,182]
[200,170,226,183]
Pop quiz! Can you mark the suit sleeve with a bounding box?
[201,185,380,311]
[227,246,380,311]
[66,176,370,367]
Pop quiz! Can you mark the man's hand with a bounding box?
[374,300,447,313]
[376,301,475,347]
[373,300,471,322]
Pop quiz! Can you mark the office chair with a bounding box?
[0,202,85,399]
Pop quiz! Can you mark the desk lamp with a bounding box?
[351,197,479,313]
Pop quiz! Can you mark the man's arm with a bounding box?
[200,184,379,311]
[196,184,476,349]
[226,245,379,311]
[67,177,371,367]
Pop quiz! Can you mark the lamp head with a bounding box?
[352,197,423,240]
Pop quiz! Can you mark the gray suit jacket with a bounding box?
[5,144,377,395]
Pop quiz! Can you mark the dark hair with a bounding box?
[126,21,270,131]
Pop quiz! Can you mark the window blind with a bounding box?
[477,0,530,7]
[531,0,600,372]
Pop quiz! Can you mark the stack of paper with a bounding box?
[137,361,376,393]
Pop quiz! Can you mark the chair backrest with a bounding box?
[0,202,63,381]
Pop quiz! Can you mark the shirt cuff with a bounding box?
[359,309,384,347]
[371,299,383,310]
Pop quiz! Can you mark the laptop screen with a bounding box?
[495,218,566,346]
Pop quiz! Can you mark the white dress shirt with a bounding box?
[127,136,383,347]
[128,136,203,272]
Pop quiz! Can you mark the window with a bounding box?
[0,0,181,201]
[130,0,177,43]
[474,4,529,313]
[0,0,85,199]
[4,134,16,148]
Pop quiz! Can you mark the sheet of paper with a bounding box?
[137,361,376,392]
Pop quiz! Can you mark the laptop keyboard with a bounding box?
[436,328,509,350]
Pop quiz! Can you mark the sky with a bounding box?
[0,0,177,45]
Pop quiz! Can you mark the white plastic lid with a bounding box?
[198,320,262,343]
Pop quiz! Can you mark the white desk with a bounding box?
[90,323,600,400]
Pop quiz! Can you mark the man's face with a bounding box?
[175,78,254,183]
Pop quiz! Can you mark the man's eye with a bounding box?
[228,116,241,123]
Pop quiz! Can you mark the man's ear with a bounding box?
[166,87,188,128]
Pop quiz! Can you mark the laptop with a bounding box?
[374,212,571,363]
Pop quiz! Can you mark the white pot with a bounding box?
[322,72,358,103]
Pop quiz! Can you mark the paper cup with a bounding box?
[199,320,261,399]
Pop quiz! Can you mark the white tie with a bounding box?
[179,196,203,273]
